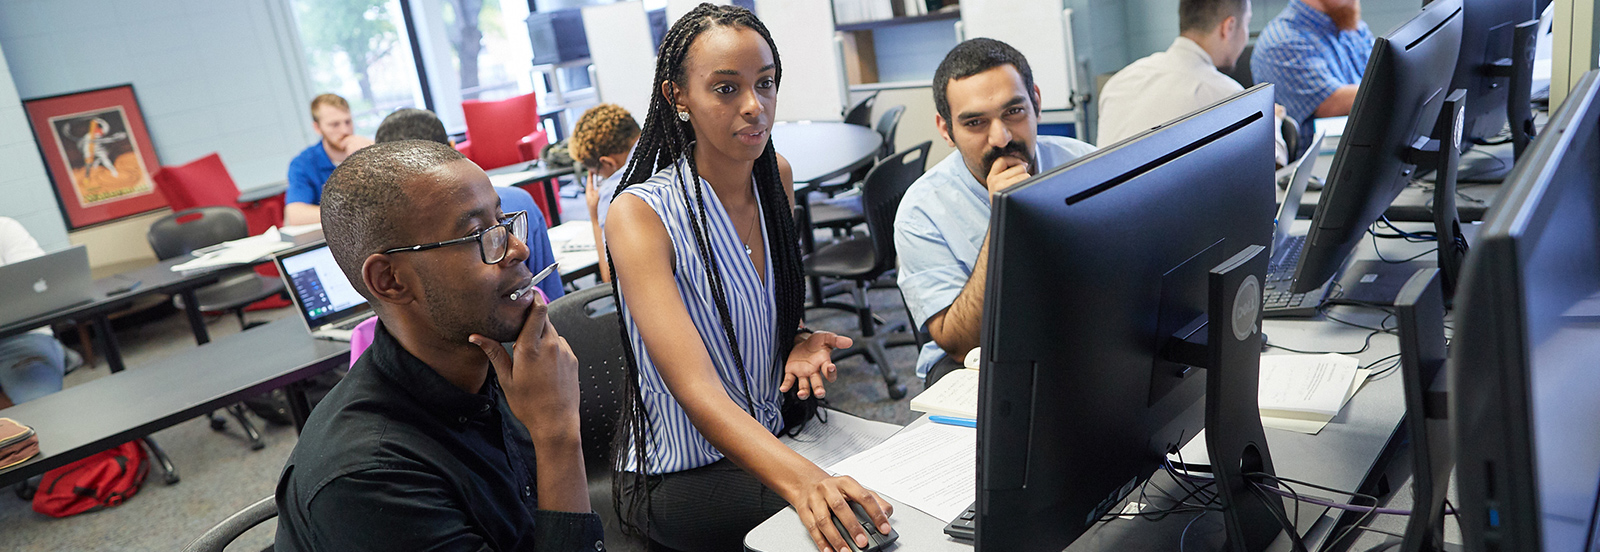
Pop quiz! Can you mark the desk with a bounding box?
[744,221,1443,551]
[0,317,348,488]
[770,122,884,302]
[0,230,326,373]
[486,162,578,226]
[547,220,602,284]
[1296,139,1520,224]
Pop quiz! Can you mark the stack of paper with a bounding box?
[909,368,979,419]
[827,423,977,523]
[1258,353,1369,434]
[171,227,293,272]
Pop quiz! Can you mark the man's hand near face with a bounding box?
[468,296,590,513]
[985,154,1032,196]
[334,134,374,154]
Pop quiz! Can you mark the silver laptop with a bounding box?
[274,243,374,341]
[1272,128,1328,263]
[0,245,96,328]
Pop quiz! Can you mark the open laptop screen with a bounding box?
[278,244,367,329]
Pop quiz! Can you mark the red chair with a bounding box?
[151,153,290,310]
[152,153,284,236]
[457,93,559,224]
[457,92,551,170]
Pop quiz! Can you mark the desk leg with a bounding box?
[179,289,211,345]
[285,380,313,434]
[91,315,126,374]
[542,177,563,226]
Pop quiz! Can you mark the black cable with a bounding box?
[1265,326,1382,355]
[1253,472,1385,549]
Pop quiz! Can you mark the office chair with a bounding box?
[1225,44,1255,88]
[147,206,283,450]
[546,285,647,552]
[843,92,877,127]
[811,105,909,235]
[152,153,285,237]
[180,496,276,552]
[802,142,932,400]
[457,92,551,170]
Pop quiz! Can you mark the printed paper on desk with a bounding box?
[1261,367,1372,435]
[780,409,902,468]
[1258,353,1360,417]
[827,423,976,523]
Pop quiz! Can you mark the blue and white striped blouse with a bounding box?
[616,157,783,475]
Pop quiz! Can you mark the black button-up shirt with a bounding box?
[275,323,605,551]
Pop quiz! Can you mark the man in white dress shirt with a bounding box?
[0,217,74,408]
[1097,0,1287,166]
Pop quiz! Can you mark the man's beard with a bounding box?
[418,272,522,345]
[1326,2,1361,31]
[980,140,1034,175]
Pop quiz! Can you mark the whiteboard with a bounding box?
[755,0,846,121]
[582,2,657,119]
[959,0,1073,111]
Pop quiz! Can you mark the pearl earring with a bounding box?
[677,110,690,122]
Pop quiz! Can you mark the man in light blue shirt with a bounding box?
[1251,0,1374,151]
[894,38,1096,383]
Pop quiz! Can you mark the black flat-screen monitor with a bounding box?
[1290,0,1464,295]
[976,84,1279,551]
[1452,69,1600,552]
[1431,0,1538,141]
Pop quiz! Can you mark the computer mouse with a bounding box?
[829,501,898,552]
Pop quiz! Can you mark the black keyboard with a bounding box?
[944,503,977,542]
[1263,235,1329,318]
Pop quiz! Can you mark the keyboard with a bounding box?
[944,503,977,542]
[1263,235,1330,318]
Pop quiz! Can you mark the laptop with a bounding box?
[274,242,374,341]
[1263,129,1333,318]
[0,245,96,328]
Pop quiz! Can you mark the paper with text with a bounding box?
[779,409,902,469]
[826,423,977,523]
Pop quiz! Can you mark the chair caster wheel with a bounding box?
[163,474,181,486]
[887,384,908,400]
[250,440,266,451]
[210,417,228,431]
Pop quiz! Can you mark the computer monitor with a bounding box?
[977,84,1281,551]
[1290,0,1464,300]
[1426,0,1540,179]
[1451,69,1600,552]
[1394,268,1453,552]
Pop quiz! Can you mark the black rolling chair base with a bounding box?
[142,436,181,485]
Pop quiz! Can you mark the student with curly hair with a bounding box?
[569,103,641,282]
[604,4,893,551]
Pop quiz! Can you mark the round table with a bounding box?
[771,121,884,185]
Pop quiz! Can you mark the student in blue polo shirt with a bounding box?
[285,93,374,226]
[894,38,1097,386]
[1251,0,1375,151]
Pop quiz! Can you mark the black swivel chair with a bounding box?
[181,496,276,552]
[802,141,932,400]
[147,206,286,450]
[547,285,647,552]
[842,93,877,127]
[811,105,908,236]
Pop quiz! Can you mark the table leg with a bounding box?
[542,177,563,226]
[285,380,313,434]
[91,315,126,374]
[179,288,211,345]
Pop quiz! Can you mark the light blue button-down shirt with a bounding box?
[894,135,1096,377]
[1251,0,1374,149]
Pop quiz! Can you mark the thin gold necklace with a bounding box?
[739,203,758,256]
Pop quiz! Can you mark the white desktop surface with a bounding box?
[744,221,1449,552]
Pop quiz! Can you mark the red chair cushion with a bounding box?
[153,153,284,236]
[459,92,548,170]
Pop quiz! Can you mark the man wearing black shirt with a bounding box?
[275,140,604,551]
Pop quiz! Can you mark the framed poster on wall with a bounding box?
[23,84,164,229]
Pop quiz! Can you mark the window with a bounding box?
[290,0,428,136]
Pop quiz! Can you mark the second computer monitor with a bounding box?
[977,85,1278,551]
[1290,0,1464,295]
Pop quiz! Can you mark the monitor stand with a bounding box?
[1162,244,1283,552]
[1332,89,1470,308]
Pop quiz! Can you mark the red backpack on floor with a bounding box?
[32,441,149,518]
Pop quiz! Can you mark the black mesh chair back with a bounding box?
[862,141,932,276]
[546,285,627,470]
[874,105,906,158]
[843,92,877,127]
[1224,44,1254,88]
[147,206,250,261]
[180,496,276,552]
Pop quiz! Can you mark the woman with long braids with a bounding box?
[605,4,894,551]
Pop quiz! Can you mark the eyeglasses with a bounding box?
[383,210,528,265]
